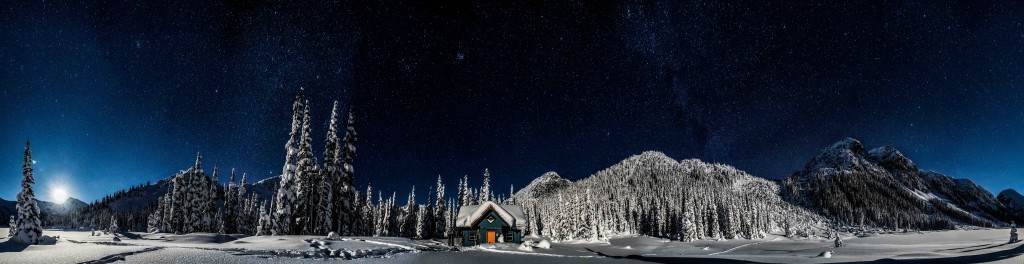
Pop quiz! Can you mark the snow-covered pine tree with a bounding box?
[572,191,586,240]
[471,188,478,206]
[724,199,737,239]
[250,193,260,234]
[388,192,398,236]
[423,190,435,238]
[338,105,359,235]
[1010,222,1019,243]
[457,176,468,207]
[237,173,249,234]
[202,164,219,232]
[273,194,293,235]
[187,155,206,233]
[550,193,564,240]
[294,101,317,235]
[433,175,446,238]
[174,175,189,234]
[268,200,278,236]
[373,191,384,236]
[415,205,426,239]
[508,185,515,205]
[147,196,165,233]
[682,216,698,242]
[362,185,374,236]
[522,201,533,236]
[13,140,43,244]
[8,215,15,238]
[446,199,456,237]
[256,200,269,236]
[245,194,256,234]
[707,203,720,239]
[587,189,598,241]
[378,191,390,236]
[319,101,341,235]
[274,89,305,236]
[222,169,238,234]
[400,187,417,237]
[193,166,215,232]
[241,193,257,235]
[171,173,187,233]
[479,169,491,204]
[351,188,364,235]
[158,195,168,232]
[109,215,119,234]
[199,161,211,233]
[315,171,332,235]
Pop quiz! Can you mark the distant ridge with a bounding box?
[0,196,88,226]
[785,137,1015,229]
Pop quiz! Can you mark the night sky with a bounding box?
[2,1,1022,203]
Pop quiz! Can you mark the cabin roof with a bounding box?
[455,201,526,229]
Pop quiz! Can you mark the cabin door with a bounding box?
[486,230,496,243]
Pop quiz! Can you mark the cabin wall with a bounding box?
[459,210,523,246]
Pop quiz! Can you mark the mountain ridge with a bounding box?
[511,171,571,202]
[0,196,88,226]
[785,137,1014,229]
[66,138,1020,234]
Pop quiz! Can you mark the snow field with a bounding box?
[1,228,1022,263]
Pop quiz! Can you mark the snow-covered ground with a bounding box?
[1,227,1022,263]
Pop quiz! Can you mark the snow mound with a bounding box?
[518,240,535,251]
[536,239,551,249]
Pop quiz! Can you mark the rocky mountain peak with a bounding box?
[868,145,918,172]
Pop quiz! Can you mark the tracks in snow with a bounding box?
[707,238,783,256]
[78,247,164,264]
[708,242,758,255]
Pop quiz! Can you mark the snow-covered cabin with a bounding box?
[455,201,525,246]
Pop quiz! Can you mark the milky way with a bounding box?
[1,1,1022,202]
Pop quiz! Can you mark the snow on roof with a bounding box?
[456,201,526,229]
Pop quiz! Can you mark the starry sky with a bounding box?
[2,1,1023,203]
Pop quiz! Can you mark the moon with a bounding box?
[51,186,68,203]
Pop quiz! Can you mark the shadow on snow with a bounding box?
[587,243,1024,264]
[0,239,30,253]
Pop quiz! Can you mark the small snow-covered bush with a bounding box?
[326,231,340,240]
[536,239,551,249]
[518,242,534,252]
